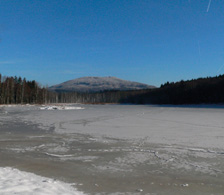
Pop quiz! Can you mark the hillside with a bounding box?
[2,73,224,105]
[49,76,156,92]
[120,74,224,104]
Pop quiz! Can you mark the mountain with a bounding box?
[49,76,156,93]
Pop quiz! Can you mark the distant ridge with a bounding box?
[49,76,156,92]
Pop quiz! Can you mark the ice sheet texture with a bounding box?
[7,104,224,149]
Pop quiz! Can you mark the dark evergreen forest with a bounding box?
[0,74,47,104]
[1,73,224,105]
[122,74,224,105]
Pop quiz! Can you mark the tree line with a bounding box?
[0,74,48,104]
[0,73,148,104]
[120,74,224,104]
[1,73,224,105]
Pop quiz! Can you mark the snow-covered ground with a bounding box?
[0,104,224,194]
[40,105,84,110]
[0,167,84,195]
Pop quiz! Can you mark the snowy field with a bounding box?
[0,167,83,195]
[0,104,224,194]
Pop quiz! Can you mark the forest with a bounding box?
[122,74,224,105]
[0,73,147,104]
[0,74,48,104]
[0,73,224,105]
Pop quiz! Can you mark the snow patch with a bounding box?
[0,167,85,195]
[40,106,84,110]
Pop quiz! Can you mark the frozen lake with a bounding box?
[0,104,224,194]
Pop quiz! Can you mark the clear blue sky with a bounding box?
[0,0,224,87]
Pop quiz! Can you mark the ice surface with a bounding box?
[9,104,224,149]
[0,167,85,195]
[1,104,224,194]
